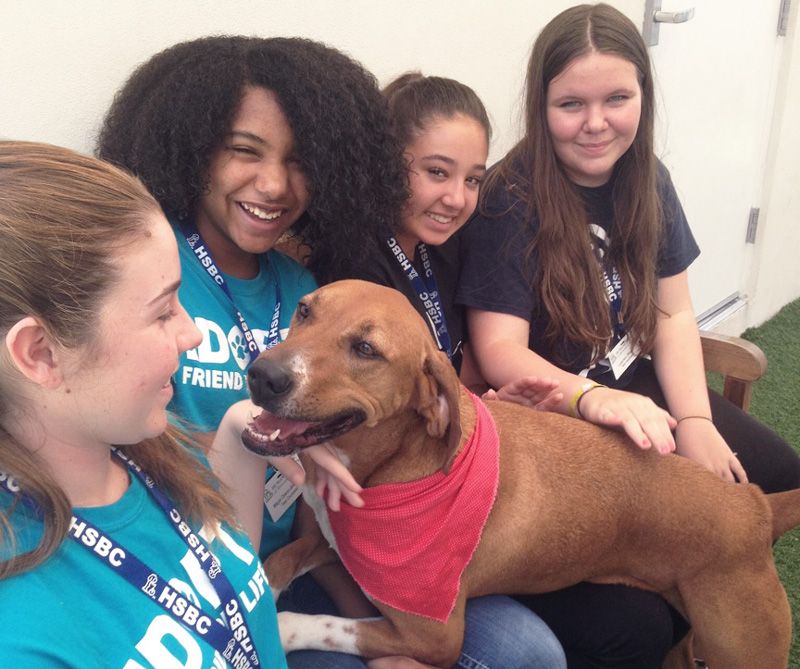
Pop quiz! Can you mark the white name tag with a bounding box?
[264,469,302,522]
[607,334,638,379]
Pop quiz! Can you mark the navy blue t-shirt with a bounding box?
[456,160,699,388]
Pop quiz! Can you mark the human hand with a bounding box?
[217,400,307,485]
[367,657,440,669]
[303,443,364,511]
[674,417,748,483]
[577,387,678,454]
[483,376,562,412]
[219,401,364,508]
[261,445,365,511]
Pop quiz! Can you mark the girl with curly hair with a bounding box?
[0,140,286,667]
[97,36,564,669]
[457,4,800,667]
[97,35,399,554]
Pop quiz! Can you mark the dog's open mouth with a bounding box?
[241,408,366,457]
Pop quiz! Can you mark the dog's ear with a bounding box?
[415,349,463,474]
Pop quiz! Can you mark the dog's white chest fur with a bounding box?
[302,485,338,553]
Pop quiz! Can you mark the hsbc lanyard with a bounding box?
[386,237,452,358]
[601,262,625,340]
[1,454,263,669]
[182,223,282,363]
[588,224,625,341]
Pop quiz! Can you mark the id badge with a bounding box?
[607,334,638,379]
[264,468,302,522]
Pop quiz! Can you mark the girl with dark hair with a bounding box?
[98,39,564,669]
[359,71,492,376]
[0,140,287,667]
[457,4,800,667]
[97,34,400,560]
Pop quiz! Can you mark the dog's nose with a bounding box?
[248,358,295,403]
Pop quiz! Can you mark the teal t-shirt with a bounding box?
[172,225,317,433]
[0,473,288,668]
[171,225,318,558]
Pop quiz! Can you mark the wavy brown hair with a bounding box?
[0,141,233,579]
[482,3,660,361]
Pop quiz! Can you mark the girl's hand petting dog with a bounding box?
[483,376,563,412]
[295,442,365,510]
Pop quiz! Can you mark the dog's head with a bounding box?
[242,280,462,471]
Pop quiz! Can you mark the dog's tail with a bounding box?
[768,489,800,541]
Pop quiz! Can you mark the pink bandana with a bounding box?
[328,392,500,622]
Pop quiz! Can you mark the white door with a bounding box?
[635,1,785,319]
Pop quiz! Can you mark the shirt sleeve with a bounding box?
[656,162,700,278]
[456,184,537,323]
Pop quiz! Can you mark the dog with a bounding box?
[242,279,800,668]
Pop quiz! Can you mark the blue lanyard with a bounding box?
[182,224,282,362]
[588,225,625,340]
[601,263,625,340]
[386,237,452,358]
[2,454,264,668]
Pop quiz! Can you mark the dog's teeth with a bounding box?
[269,429,281,441]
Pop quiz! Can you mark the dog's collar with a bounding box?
[328,392,499,622]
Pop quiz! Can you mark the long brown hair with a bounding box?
[0,141,233,579]
[482,3,660,361]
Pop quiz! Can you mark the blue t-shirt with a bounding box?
[172,225,317,558]
[0,473,288,669]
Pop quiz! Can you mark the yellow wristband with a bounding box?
[568,381,603,419]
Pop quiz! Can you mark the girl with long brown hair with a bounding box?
[457,3,800,667]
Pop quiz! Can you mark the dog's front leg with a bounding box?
[278,609,465,668]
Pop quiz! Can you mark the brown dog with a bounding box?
[243,279,800,668]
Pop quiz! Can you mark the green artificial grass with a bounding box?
[710,297,800,667]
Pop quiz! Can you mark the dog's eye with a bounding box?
[353,340,378,359]
[296,302,310,322]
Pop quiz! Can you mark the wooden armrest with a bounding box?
[700,331,767,412]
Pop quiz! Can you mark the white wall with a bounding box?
[2,0,796,331]
[1,0,642,160]
[747,0,800,326]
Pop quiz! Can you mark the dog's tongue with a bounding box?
[251,410,314,438]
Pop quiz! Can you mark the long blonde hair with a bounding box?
[0,141,233,579]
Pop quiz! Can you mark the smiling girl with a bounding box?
[457,4,800,667]
[351,73,490,374]
[98,42,563,669]
[0,141,286,668]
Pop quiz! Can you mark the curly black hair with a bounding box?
[96,35,408,284]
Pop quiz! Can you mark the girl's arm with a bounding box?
[467,308,676,453]
[651,272,747,482]
[208,401,272,550]
[460,342,562,410]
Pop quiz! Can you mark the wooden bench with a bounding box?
[700,331,767,412]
